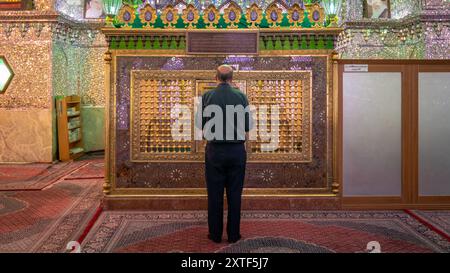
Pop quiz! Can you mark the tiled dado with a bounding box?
[0,109,53,163]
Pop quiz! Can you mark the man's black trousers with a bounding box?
[205,142,246,241]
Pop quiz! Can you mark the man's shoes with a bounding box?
[227,234,242,243]
[208,234,222,243]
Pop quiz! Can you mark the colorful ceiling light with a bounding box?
[321,0,342,27]
[103,0,123,26]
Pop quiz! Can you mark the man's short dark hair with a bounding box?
[217,65,233,82]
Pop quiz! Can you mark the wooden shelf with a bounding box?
[67,112,80,118]
[56,95,84,161]
[68,125,81,130]
[69,138,82,144]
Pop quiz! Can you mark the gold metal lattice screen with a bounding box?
[131,70,312,162]
[247,79,304,154]
[137,79,193,154]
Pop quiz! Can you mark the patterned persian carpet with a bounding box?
[1,156,449,253]
[64,158,105,180]
[81,211,450,253]
[0,179,102,252]
[410,210,450,239]
[0,161,89,190]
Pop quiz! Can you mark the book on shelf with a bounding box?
[56,95,84,161]
[68,117,81,130]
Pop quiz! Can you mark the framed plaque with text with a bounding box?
[186,30,259,55]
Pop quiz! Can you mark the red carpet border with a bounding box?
[406,210,450,242]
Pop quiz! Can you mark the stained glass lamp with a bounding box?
[103,0,123,26]
[321,0,342,27]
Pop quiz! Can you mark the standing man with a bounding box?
[197,65,253,243]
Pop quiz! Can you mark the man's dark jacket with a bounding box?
[197,82,252,143]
